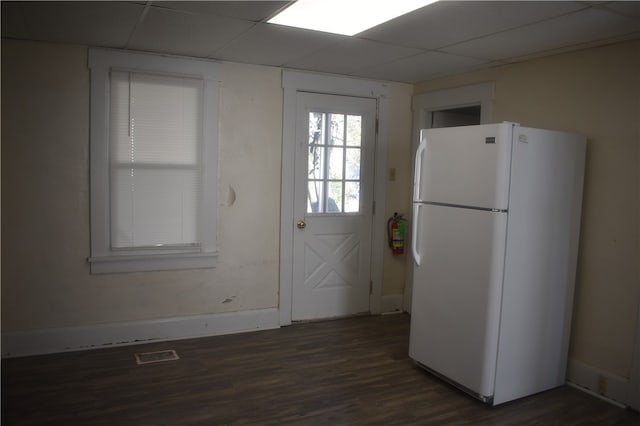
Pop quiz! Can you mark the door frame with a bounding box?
[280,70,390,325]
[404,82,495,312]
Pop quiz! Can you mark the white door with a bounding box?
[291,92,377,321]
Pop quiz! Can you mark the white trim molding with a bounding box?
[567,358,633,407]
[380,294,404,314]
[1,308,279,358]
[279,70,390,325]
[88,251,219,274]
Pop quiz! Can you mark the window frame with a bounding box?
[88,48,220,274]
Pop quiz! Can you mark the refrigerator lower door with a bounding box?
[409,204,507,401]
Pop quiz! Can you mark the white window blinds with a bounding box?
[109,71,204,249]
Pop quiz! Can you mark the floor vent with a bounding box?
[135,350,180,365]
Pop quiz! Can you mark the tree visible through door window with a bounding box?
[307,112,362,214]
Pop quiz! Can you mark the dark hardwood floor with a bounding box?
[2,314,638,425]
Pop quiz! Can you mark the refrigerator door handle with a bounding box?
[412,203,421,266]
[413,137,427,201]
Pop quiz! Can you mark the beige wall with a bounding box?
[1,40,283,330]
[1,39,413,334]
[382,83,414,296]
[415,40,640,378]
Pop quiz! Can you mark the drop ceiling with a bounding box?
[2,1,640,83]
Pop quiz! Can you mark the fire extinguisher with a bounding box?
[387,212,406,255]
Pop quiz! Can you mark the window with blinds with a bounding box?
[109,71,203,250]
[88,48,219,274]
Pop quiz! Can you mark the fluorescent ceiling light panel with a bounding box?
[268,0,438,36]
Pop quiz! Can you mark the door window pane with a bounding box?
[309,112,324,145]
[346,115,362,146]
[328,147,343,180]
[308,180,324,213]
[327,181,343,213]
[345,148,361,180]
[345,182,360,213]
[329,114,344,146]
[308,144,325,180]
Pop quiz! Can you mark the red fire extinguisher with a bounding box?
[387,212,406,255]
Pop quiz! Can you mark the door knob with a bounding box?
[297,220,306,229]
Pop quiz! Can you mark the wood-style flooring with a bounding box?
[2,314,638,425]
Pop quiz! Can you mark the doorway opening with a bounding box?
[431,105,481,128]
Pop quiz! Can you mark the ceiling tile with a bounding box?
[442,7,640,61]
[129,7,254,57]
[354,51,489,83]
[285,38,423,75]
[509,30,640,64]
[214,23,345,67]
[359,1,585,50]
[8,1,144,47]
[3,1,639,84]
[150,1,291,22]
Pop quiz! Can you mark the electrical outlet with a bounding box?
[597,375,608,395]
[388,167,396,181]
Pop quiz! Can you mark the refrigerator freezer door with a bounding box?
[409,204,507,399]
[415,123,512,210]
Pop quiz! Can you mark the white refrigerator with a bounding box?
[409,122,586,405]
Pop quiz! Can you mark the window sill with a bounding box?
[88,251,218,274]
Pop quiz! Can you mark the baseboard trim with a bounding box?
[2,308,280,358]
[380,294,404,314]
[566,382,626,408]
[566,358,630,407]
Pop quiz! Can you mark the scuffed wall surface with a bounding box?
[1,40,282,330]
